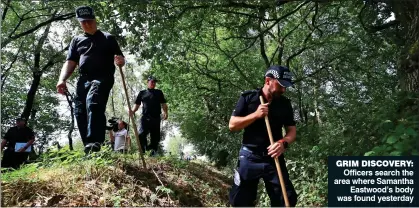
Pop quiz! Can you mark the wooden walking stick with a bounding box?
[118,66,147,169]
[123,115,131,155]
[259,96,290,207]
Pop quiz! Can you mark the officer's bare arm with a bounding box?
[162,103,168,115]
[24,136,35,150]
[132,104,140,113]
[283,126,296,144]
[162,103,168,119]
[59,60,77,81]
[229,114,258,132]
[1,139,7,150]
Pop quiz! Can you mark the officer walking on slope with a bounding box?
[130,76,168,156]
[56,6,125,154]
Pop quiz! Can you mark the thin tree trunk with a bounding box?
[1,0,11,21]
[313,75,322,125]
[21,72,42,120]
[313,97,321,124]
[28,108,38,160]
[298,83,306,124]
[21,24,51,120]
[258,8,269,68]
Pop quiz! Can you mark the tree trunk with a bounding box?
[29,107,38,132]
[28,108,38,160]
[21,72,42,120]
[297,83,307,124]
[20,24,51,120]
[386,1,419,117]
[395,1,419,95]
[1,0,11,21]
[313,79,322,125]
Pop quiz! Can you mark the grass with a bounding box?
[1,147,231,207]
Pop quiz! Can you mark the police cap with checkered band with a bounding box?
[264,65,294,87]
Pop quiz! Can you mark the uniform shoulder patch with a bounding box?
[102,31,112,36]
[102,32,115,39]
[75,35,85,40]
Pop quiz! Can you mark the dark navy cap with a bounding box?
[16,117,26,122]
[147,76,158,82]
[75,6,95,21]
[265,65,293,87]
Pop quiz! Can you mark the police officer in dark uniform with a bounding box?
[1,118,35,169]
[56,6,125,154]
[130,76,168,155]
[228,65,298,207]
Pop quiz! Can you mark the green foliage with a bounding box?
[166,136,187,157]
[365,116,419,156]
[32,145,117,170]
[1,163,40,183]
[156,185,174,195]
[159,154,189,170]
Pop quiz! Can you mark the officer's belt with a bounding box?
[242,146,269,157]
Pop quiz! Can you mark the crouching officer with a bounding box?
[228,65,298,207]
[1,117,35,169]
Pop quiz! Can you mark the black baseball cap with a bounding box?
[75,6,95,21]
[265,65,294,87]
[147,76,158,82]
[16,117,26,122]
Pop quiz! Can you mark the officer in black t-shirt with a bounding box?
[228,65,298,207]
[56,6,125,154]
[1,118,35,169]
[130,76,168,155]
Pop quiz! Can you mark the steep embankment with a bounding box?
[1,151,231,207]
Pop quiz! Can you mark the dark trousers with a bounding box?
[229,146,298,207]
[138,116,161,153]
[74,76,114,145]
[1,149,29,169]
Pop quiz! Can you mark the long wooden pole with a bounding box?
[118,66,147,169]
[259,96,289,207]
